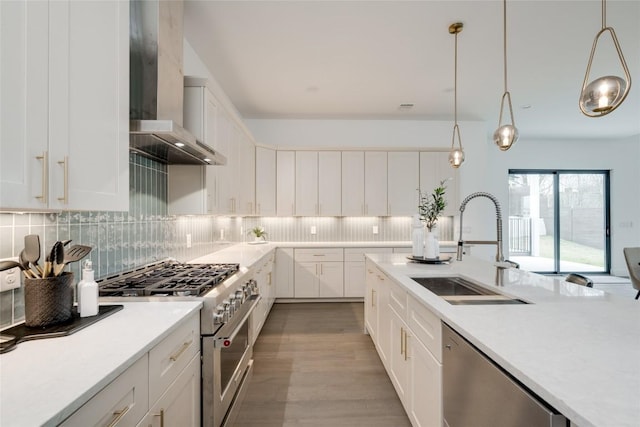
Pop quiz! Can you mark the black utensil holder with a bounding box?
[24,272,74,327]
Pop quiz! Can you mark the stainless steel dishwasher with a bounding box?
[442,323,568,427]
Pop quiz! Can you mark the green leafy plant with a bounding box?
[418,180,447,231]
[248,226,268,239]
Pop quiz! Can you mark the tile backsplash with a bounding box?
[0,153,453,327]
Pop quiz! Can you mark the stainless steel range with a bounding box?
[98,260,261,427]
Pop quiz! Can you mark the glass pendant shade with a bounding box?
[494,124,518,151]
[579,2,631,117]
[449,148,465,168]
[580,75,627,115]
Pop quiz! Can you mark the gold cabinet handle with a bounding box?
[35,151,48,204]
[57,156,69,204]
[153,409,165,427]
[371,289,376,307]
[404,330,409,361]
[169,338,193,362]
[400,327,404,356]
[107,405,130,427]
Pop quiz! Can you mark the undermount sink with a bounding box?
[410,277,529,305]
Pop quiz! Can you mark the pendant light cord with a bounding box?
[503,0,508,93]
[454,30,458,126]
[602,0,606,29]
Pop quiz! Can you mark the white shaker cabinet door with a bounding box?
[0,0,49,210]
[388,152,419,216]
[255,147,277,216]
[364,152,387,216]
[341,151,365,216]
[295,151,319,216]
[48,0,129,211]
[318,262,344,298]
[318,151,341,216]
[276,151,295,216]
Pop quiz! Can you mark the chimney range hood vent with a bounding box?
[129,0,226,166]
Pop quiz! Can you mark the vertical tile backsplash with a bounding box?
[0,153,454,327]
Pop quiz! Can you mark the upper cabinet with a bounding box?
[419,152,459,217]
[387,152,419,216]
[341,151,387,216]
[295,151,341,216]
[1,0,129,211]
[255,147,276,216]
[276,151,295,216]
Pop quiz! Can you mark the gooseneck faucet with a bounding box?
[456,192,504,262]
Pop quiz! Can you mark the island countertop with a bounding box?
[366,253,640,427]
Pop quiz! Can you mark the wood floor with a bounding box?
[233,302,411,427]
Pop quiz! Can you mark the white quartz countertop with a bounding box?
[366,253,640,427]
[0,301,202,427]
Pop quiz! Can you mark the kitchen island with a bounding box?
[366,252,640,427]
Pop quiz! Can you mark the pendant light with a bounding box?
[448,22,464,169]
[493,0,518,151]
[579,0,631,117]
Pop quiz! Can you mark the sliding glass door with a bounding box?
[508,170,610,274]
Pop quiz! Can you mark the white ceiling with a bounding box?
[184,0,640,140]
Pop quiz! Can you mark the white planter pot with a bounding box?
[425,230,440,259]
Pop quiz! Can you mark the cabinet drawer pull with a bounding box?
[35,151,48,204]
[404,331,409,361]
[400,327,404,355]
[107,405,130,427]
[169,338,193,362]
[371,289,376,307]
[57,156,69,204]
[153,409,165,427]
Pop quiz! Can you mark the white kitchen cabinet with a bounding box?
[217,115,237,215]
[61,355,149,427]
[1,0,129,211]
[420,151,459,217]
[344,248,393,297]
[318,151,341,216]
[275,248,294,298]
[295,151,319,216]
[341,151,365,216]
[237,129,255,215]
[365,261,391,368]
[137,353,201,427]
[407,336,442,427]
[255,147,277,216]
[388,152,420,216]
[293,248,344,298]
[364,152,387,216]
[62,312,201,427]
[341,151,387,216]
[295,151,341,216]
[389,307,410,405]
[276,151,295,216]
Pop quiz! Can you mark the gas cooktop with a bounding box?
[98,261,239,297]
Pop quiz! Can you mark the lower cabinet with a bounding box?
[274,248,294,298]
[252,251,276,342]
[293,248,344,298]
[61,313,200,427]
[364,263,442,427]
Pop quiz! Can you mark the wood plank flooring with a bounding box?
[233,302,411,427]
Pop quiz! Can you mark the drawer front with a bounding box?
[388,279,408,320]
[294,248,344,262]
[61,354,149,427]
[149,313,200,405]
[344,247,392,262]
[408,295,442,362]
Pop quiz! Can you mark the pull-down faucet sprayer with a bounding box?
[456,192,504,263]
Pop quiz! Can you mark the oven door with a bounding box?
[202,295,260,427]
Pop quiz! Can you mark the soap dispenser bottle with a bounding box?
[411,214,425,258]
[78,260,98,317]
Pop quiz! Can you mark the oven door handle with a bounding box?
[213,295,261,348]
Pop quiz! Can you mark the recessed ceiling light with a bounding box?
[306,86,319,93]
[520,104,532,110]
[399,103,414,110]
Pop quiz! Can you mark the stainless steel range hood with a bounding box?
[129,0,226,166]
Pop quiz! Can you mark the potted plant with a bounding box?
[248,226,268,242]
[418,180,447,258]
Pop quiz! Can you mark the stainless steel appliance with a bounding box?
[129,0,226,165]
[442,323,567,427]
[98,261,260,427]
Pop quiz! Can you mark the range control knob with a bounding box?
[235,289,245,303]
